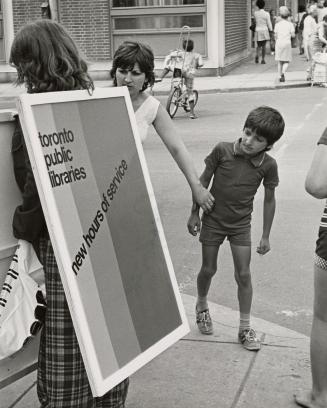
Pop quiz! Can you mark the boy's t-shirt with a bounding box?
[202,140,279,231]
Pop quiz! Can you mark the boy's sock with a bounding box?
[196,296,208,312]
[239,313,251,333]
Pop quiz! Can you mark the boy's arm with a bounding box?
[187,166,213,236]
[257,186,276,255]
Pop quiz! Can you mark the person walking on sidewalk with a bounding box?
[307,15,327,83]
[294,128,327,408]
[303,5,318,62]
[187,106,285,351]
[274,6,296,82]
[254,0,273,64]
[10,20,130,407]
[295,4,307,55]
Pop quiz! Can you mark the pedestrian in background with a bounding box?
[296,4,307,55]
[187,106,285,352]
[10,19,130,407]
[294,127,327,408]
[307,14,327,83]
[303,5,318,62]
[269,9,277,55]
[254,0,272,64]
[317,0,327,22]
[274,6,295,82]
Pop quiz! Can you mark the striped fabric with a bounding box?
[37,238,129,408]
[320,200,327,229]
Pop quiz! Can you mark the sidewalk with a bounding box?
[0,48,312,103]
[1,293,311,408]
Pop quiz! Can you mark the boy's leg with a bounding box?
[184,74,196,119]
[196,244,220,334]
[229,244,252,315]
[230,241,261,351]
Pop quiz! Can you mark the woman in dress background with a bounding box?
[274,6,295,82]
[254,0,272,64]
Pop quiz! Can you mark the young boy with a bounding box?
[159,39,203,119]
[187,106,285,351]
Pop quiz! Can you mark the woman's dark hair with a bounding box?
[10,20,94,93]
[182,39,194,52]
[298,4,306,12]
[323,14,327,22]
[256,0,265,9]
[243,106,285,146]
[110,41,155,91]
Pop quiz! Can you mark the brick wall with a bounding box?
[12,0,43,34]
[12,0,111,62]
[58,0,111,61]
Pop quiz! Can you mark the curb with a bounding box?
[151,81,311,96]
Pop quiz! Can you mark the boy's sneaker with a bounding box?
[238,328,261,351]
[196,308,213,335]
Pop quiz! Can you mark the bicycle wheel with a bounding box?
[166,87,181,118]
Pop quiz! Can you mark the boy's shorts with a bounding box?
[199,224,251,247]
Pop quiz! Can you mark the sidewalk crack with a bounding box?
[229,333,266,408]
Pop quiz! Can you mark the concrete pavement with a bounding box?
[0,48,314,103]
[0,48,316,407]
[1,293,311,408]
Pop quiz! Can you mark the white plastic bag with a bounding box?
[0,240,46,360]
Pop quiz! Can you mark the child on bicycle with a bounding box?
[187,106,285,351]
[159,39,203,119]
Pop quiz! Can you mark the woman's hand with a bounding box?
[193,184,215,213]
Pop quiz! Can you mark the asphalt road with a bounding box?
[144,87,327,337]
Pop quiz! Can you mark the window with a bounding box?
[112,0,204,7]
[114,14,203,30]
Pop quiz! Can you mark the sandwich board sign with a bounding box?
[16,87,189,396]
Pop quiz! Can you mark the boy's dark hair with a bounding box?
[182,39,194,52]
[10,20,94,93]
[256,0,265,9]
[110,41,155,91]
[243,106,285,146]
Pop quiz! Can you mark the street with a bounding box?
[144,87,327,337]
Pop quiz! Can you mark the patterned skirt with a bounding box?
[37,238,129,407]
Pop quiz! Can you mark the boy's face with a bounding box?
[241,128,271,156]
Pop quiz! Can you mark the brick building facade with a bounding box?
[2,1,256,77]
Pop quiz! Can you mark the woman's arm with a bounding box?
[318,24,327,45]
[305,144,327,199]
[267,13,273,32]
[153,103,214,212]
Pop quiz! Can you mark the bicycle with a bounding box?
[164,25,199,119]
[166,68,199,119]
